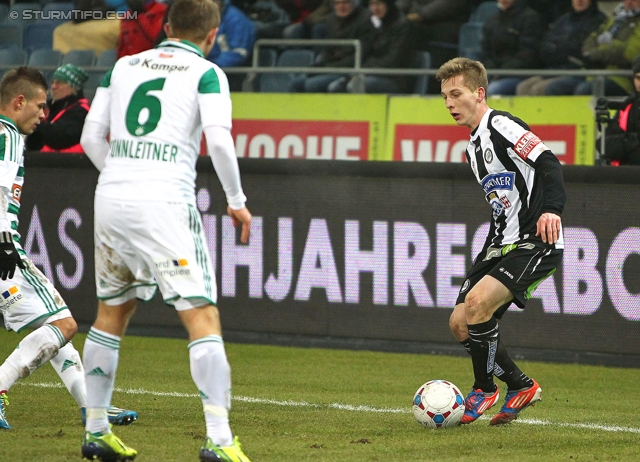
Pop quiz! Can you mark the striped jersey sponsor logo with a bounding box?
[513,131,542,160]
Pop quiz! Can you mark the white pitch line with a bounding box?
[20,382,640,434]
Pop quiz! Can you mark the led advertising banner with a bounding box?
[229,93,387,160]
[16,155,640,362]
[385,96,595,165]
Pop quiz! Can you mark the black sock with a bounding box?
[467,318,499,393]
[463,320,534,391]
[494,339,533,390]
[460,339,472,355]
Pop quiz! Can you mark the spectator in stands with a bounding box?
[283,0,331,39]
[481,0,543,96]
[247,1,291,39]
[344,0,415,93]
[302,0,372,92]
[278,0,324,32]
[25,65,90,153]
[206,0,256,67]
[516,0,606,96]
[599,55,640,165]
[547,0,640,96]
[116,0,168,58]
[397,0,471,71]
[205,0,255,91]
[53,0,121,57]
[527,0,572,27]
[105,0,129,11]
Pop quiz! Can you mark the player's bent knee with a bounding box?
[448,307,468,340]
[49,316,78,342]
[179,304,222,340]
[463,292,493,324]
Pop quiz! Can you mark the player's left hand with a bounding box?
[0,231,25,280]
[536,212,562,244]
[227,206,252,244]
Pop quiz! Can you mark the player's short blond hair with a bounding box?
[0,66,47,106]
[168,0,220,43]
[436,57,488,94]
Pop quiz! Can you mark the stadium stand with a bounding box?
[0,48,28,67]
[23,21,58,52]
[43,2,74,17]
[259,48,315,93]
[0,47,27,79]
[0,24,23,49]
[83,69,107,103]
[27,48,63,68]
[413,51,431,96]
[458,22,483,61]
[62,49,95,67]
[96,48,117,68]
[7,3,42,24]
[470,1,499,23]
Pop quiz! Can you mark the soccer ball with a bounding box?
[412,380,465,429]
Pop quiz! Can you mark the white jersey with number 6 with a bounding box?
[85,40,232,204]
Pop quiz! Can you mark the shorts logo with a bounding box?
[1,286,23,309]
[498,267,514,279]
[461,279,470,293]
[129,58,140,65]
[11,184,21,202]
[484,148,493,163]
[513,131,542,160]
[155,258,191,278]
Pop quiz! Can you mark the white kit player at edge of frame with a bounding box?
[0,66,137,435]
[79,0,252,461]
[413,380,465,429]
[436,57,565,427]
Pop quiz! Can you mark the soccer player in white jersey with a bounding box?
[436,58,565,426]
[79,0,252,460]
[0,67,137,433]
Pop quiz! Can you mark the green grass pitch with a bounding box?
[0,329,638,461]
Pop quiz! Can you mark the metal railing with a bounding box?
[0,39,633,98]
[231,38,635,97]
[242,38,366,92]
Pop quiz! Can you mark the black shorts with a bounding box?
[456,243,563,319]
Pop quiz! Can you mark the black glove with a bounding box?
[0,231,25,280]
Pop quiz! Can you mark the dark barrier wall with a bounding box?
[19,154,640,362]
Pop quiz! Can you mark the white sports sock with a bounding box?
[0,324,65,391]
[189,335,233,447]
[50,341,86,408]
[83,327,120,434]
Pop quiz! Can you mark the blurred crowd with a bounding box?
[5,0,640,164]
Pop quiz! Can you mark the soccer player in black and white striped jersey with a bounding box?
[436,57,565,426]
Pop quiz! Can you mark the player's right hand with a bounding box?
[0,231,25,280]
[227,206,252,243]
[536,212,562,244]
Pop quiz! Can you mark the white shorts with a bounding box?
[94,195,217,310]
[0,258,71,333]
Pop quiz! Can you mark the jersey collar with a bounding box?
[156,39,204,58]
[0,114,18,132]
